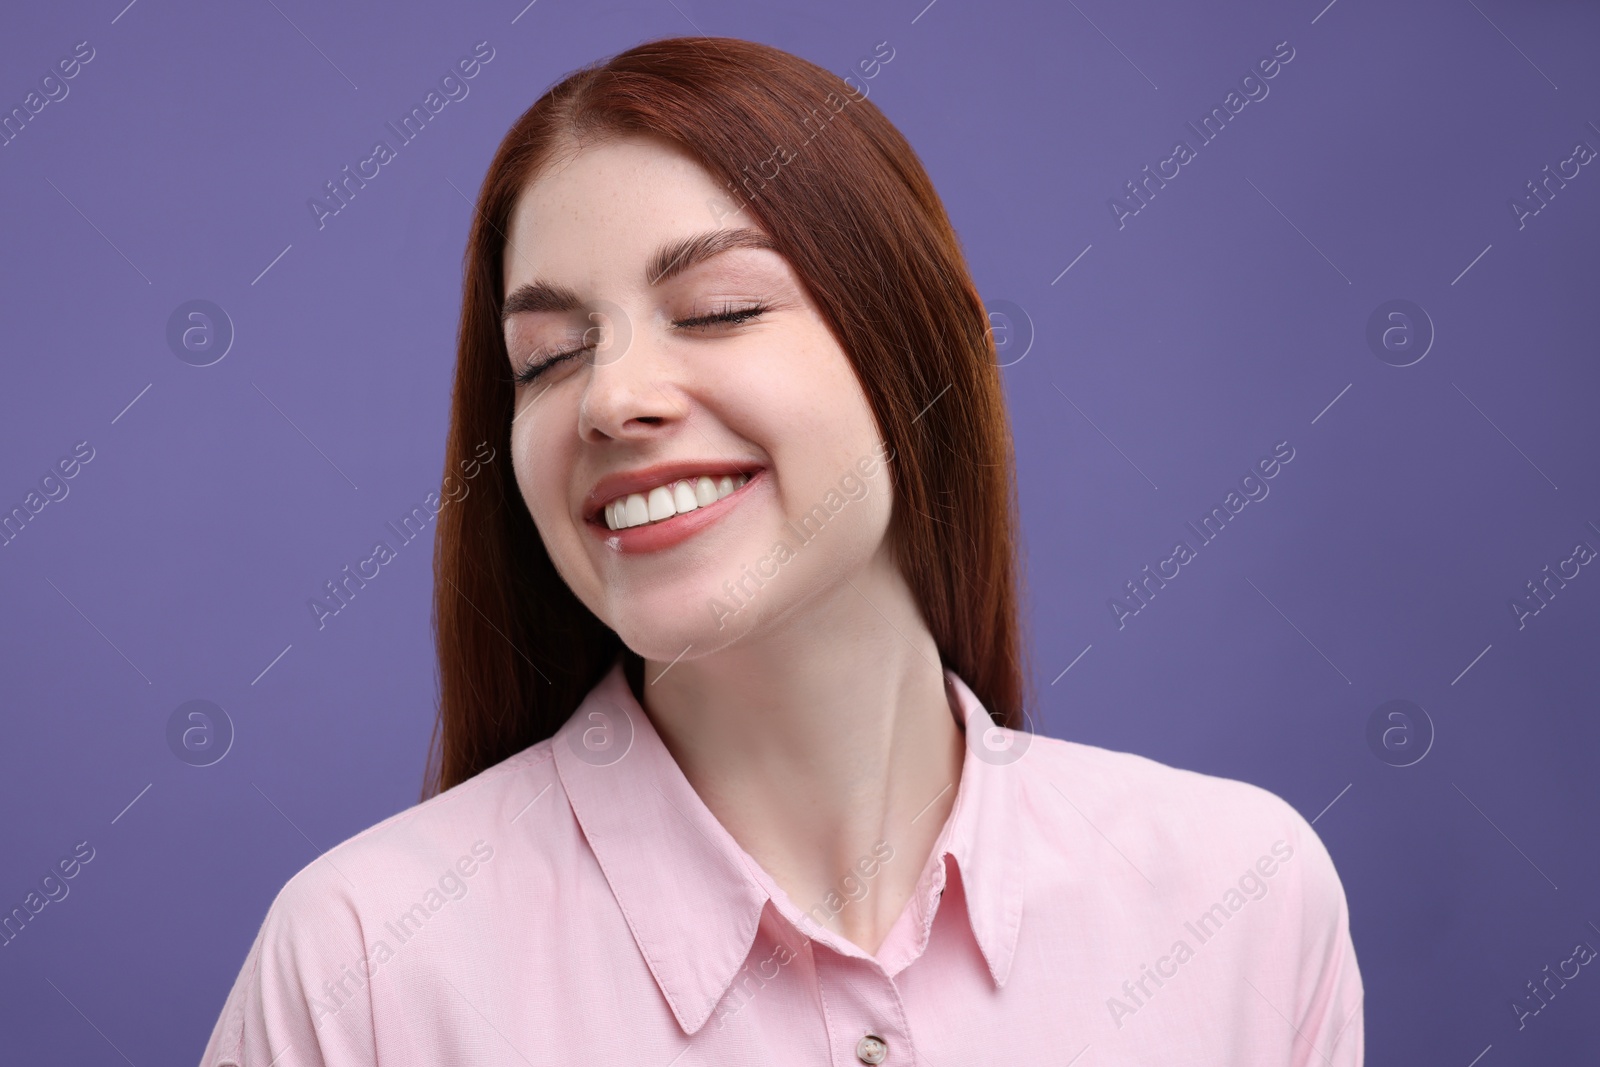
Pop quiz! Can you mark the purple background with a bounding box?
[2,0,1597,1062]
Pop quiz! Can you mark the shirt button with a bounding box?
[856,1034,888,1064]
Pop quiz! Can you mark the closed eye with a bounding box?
[511,302,770,386]
[672,302,770,331]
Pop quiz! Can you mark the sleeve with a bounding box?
[198,861,379,1067]
[1284,806,1365,1067]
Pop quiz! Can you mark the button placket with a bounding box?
[812,948,914,1067]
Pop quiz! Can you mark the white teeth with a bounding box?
[673,481,699,514]
[602,473,751,530]
[646,486,675,522]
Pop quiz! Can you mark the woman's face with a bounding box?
[500,135,895,662]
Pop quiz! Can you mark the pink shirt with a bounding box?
[200,658,1363,1065]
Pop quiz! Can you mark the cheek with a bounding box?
[511,410,579,554]
[717,330,876,462]
[744,372,891,557]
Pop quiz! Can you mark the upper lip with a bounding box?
[582,459,763,523]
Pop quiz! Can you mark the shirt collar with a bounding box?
[551,656,1025,1035]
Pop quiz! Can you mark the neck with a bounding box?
[635,546,965,957]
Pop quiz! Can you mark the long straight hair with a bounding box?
[423,35,1030,798]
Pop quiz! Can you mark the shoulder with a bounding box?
[201,742,563,1064]
[1003,734,1364,1057]
[1016,732,1304,839]
[266,740,561,927]
[1013,733,1348,920]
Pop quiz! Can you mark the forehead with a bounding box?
[501,136,734,289]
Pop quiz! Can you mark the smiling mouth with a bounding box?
[600,472,752,531]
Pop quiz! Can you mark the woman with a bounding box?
[201,35,1362,1066]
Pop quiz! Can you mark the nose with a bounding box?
[576,303,685,444]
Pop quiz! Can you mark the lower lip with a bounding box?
[589,469,766,554]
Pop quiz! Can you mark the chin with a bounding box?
[612,611,748,665]
[587,566,717,654]
[586,534,795,662]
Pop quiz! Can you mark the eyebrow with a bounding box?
[501,227,779,322]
